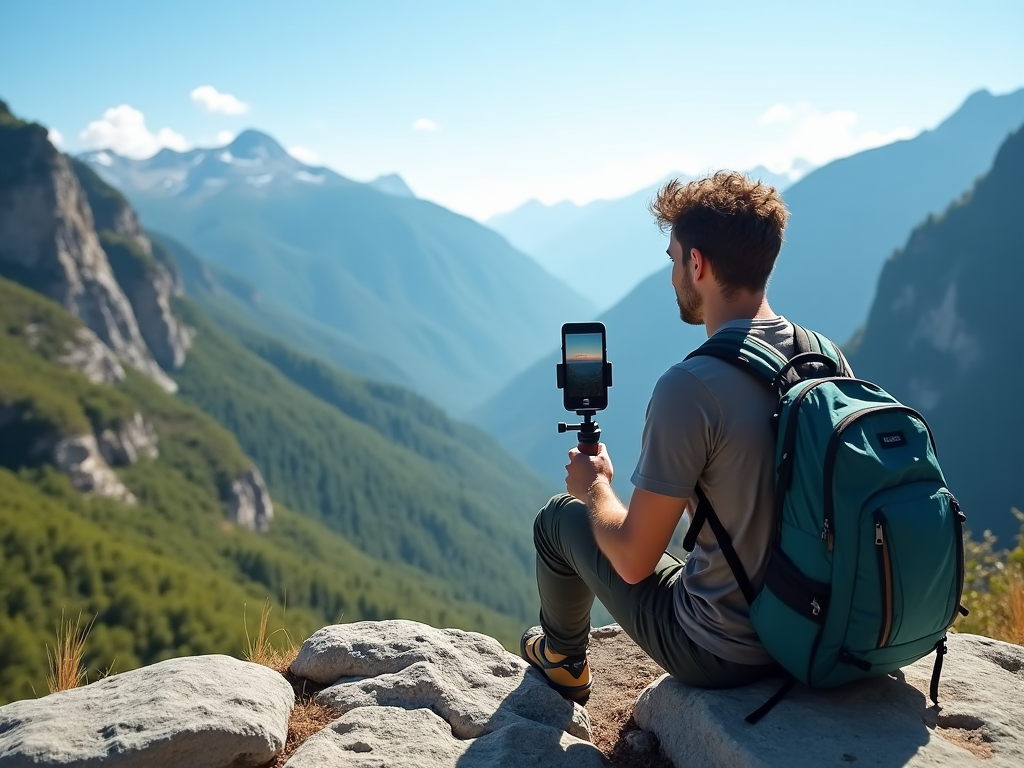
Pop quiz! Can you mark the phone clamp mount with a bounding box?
[555,360,613,450]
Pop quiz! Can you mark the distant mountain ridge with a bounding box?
[81,130,354,199]
[770,87,1024,346]
[80,131,596,414]
[486,165,800,309]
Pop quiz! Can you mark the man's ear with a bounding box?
[690,247,706,281]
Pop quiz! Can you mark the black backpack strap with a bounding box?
[745,676,797,724]
[682,484,757,607]
[793,324,818,356]
[930,636,948,706]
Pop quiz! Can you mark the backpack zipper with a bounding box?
[874,510,894,647]
[821,404,936,553]
[942,492,967,629]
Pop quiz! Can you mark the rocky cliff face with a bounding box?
[73,159,193,371]
[0,106,176,391]
[6,406,160,505]
[848,124,1024,544]
[226,467,274,532]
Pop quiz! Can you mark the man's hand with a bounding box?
[565,442,614,501]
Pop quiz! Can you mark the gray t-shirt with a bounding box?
[631,316,800,665]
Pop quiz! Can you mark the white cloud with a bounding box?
[79,105,191,159]
[757,103,793,125]
[413,118,437,132]
[190,85,250,115]
[156,127,190,152]
[756,103,916,177]
[216,130,235,145]
[47,128,64,148]
[287,146,320,165]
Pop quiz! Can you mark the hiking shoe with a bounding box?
[520,625,592,703]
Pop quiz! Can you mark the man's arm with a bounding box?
[566,443,689,585]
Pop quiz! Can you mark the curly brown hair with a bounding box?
[649,171,789,298]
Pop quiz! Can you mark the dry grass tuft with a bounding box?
[243,599,298,672]
[46,610,95,694]
[273,671,334,767]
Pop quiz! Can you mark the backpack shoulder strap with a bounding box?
[682,484,757,606]
[684,328,789,391]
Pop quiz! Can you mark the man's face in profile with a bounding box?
[669,237,703,326]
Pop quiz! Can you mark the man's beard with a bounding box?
[675,270,704,325]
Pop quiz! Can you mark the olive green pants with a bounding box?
[534,493,777,688]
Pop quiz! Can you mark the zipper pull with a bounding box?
[822,519,834,551]
[875,523,884,546]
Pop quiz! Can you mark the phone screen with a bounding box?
[562,323,607,410]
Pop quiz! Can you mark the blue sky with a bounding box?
[2,0,1021,220]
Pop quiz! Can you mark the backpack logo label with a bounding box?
[878,431,907,449]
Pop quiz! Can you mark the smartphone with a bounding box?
[559,321,609,411]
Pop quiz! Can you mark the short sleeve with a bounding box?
[630,365,722,499]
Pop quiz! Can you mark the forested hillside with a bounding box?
[0,277,522,705]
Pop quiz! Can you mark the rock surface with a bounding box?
[80,179,193,372]
[118,260,192,371]
[289,620,603,765]
[284,705,609,768]
[52,433,136,504]
[0,118,175,391]
[0,654,294,768]
[97,412,158,466]
[634,632,1024,768]
[227,466,274,532]
[53,325,127,385]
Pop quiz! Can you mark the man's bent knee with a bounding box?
[534,492,585,538]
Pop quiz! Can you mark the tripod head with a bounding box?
[557,411,601,455]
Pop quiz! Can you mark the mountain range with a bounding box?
[0,99,557,704]
[474,88,1024,546]
[488,88,1024,339]
[487,166,800,310]
[79,133,596,414]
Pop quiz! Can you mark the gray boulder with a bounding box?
[284,705,608,768]
[634,632,1024,768]
[291,620,594,744]
[0,654,293,768]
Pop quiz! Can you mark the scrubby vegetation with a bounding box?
[957,511,1024,644]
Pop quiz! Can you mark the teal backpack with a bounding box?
[682,324,967,723]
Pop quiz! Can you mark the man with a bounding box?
[521,170,850,701]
